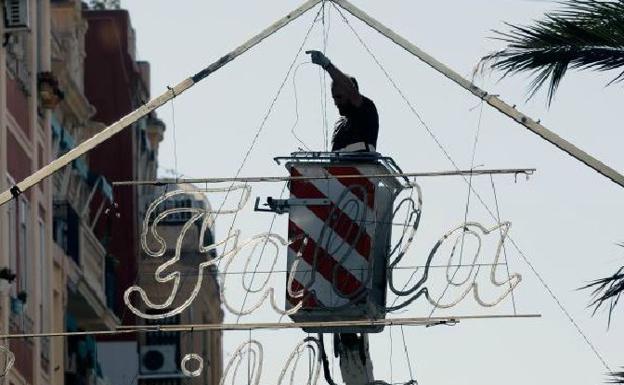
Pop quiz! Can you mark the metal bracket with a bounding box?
[254,196,330,214]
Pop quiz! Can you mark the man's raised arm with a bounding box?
[306,50,363,107]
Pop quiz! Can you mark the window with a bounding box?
[153,196,194,224]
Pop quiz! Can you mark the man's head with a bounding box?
[331,76,359,116]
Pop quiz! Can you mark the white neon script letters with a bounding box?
[124,185,301,319]
[219,338,322,385]
[126,182,522,319]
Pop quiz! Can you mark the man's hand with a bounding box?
[306,50,331,69]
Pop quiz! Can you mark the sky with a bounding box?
[119,1,624,384]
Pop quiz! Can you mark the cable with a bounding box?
[234,184,287,322]
[233,5,323,179]
[290,62,314,151]
[456,101,484,278]
[428,100,485,319]
[490,174,518,315]
[387,240,420,384]
[317,333,339,385]
[399,325,415,383]
[219,4,324,267]
[387,244,421,384]
[229,6,326,321]
[330,3,460,174]
[332,4,612,373]
[320,0,331,151]
[509,236,613,372]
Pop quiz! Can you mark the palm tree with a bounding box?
[580,252,624,328]
[479,0,624,105]
[612,371,624,384]
[479,1,624,382]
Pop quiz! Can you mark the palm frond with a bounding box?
[479,0,624,104]
[608,369,624,384]
[579,265,624,327]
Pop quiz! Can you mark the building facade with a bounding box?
[0,1,222,385]
[82,6,221,385]
[82,7,155,324]
[1,1,55,384]
[0,0,121,383]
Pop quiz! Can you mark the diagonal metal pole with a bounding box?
[332,0,624,189]
[0,0,322,207]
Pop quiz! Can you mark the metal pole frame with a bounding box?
[2,0,622,206]
[0,0,323,206]
[0,3,563,383]
[331,0,624,189]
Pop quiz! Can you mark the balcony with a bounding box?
[54,201,118,330]
[80,223,106,302]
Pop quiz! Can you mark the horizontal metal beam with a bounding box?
[0,314,541,339]
[120,314,542,331]
[113,168,536,186]
[0,0,323,207]
[332,0,624,189]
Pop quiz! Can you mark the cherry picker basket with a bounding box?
[262,151,407,333]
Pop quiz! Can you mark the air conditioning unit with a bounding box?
[139,345,178,375]
[3,0,30,31]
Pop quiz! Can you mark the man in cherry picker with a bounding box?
[306,50,379,153]
[307,50,377,376]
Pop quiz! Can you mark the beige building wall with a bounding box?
[2,1,141,385]
[0,1,55,384]
[2,0,45,382]
[1,2,222,385]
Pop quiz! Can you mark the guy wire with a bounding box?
[219,4,324,269]
[234,6,324,322]
[490,174,518,315]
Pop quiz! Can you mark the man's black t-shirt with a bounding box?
[331,96,379,151]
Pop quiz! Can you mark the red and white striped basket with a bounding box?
[284,155,403,333]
